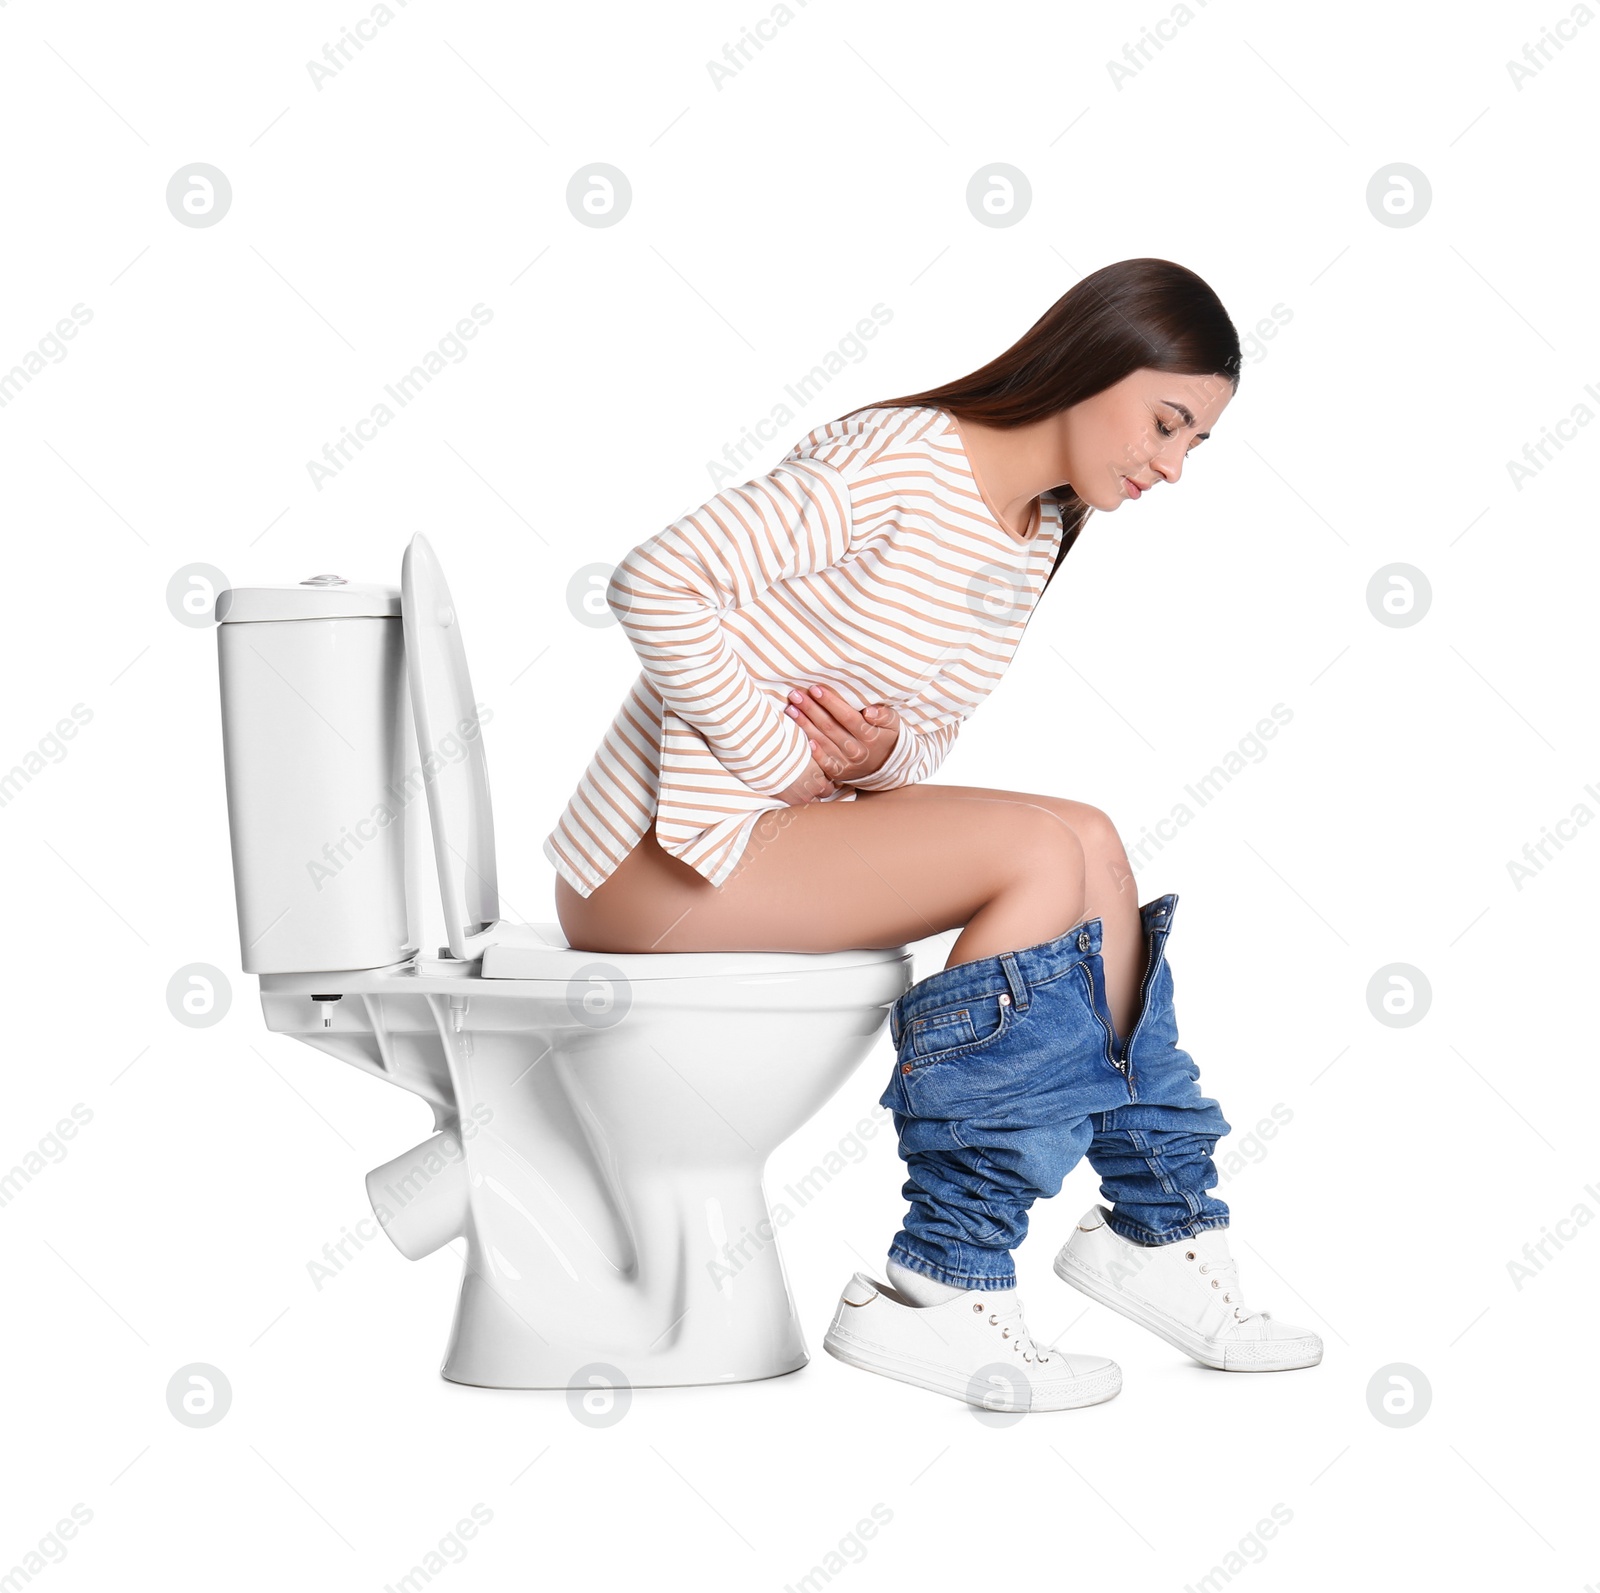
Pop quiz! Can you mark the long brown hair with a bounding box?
[845,258,1242,593]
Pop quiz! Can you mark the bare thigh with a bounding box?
[868,783,1148,1017]
[877,781,1139,905]
[553,783,1141,987]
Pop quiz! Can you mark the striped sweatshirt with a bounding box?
[543,404,1064,898]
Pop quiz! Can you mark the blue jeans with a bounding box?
[880,892,1232,1292]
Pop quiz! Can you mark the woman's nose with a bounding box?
[1153,446,1186,487]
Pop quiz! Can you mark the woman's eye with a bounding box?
[1156,419,1174,438]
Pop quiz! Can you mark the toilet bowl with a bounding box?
[216,535,911,1389]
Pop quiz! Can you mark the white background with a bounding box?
[2,0,1596,1588]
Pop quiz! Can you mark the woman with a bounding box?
[545,258,1323,1411]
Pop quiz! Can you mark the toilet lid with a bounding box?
[401,533,500,959]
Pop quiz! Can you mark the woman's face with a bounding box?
[1059,367,1235,511]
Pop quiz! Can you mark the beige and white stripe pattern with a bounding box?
[544,405,1063,898]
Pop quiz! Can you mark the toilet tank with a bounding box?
[215,576,416,975]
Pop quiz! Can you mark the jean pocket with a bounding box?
[903,993,1014,1066]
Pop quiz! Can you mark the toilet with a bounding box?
[215,534,911,1390]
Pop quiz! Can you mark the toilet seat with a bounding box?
[475,920,904,981]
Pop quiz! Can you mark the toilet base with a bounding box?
[257,959,908,1394]
[432,1170,819,1394]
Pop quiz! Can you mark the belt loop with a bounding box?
[1000,952,1029,1012]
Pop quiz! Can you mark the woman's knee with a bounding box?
[1004,802,1088,897]
[1059,801,1135,895]
[1000,796,1131,898]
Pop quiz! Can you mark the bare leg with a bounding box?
[871,784,1148,1039]
[555,784,1146,1037]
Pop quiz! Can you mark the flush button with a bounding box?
[300,574,347,586]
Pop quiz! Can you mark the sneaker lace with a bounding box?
[1196,1254,1264,1324]
[981,1295,1054,1365]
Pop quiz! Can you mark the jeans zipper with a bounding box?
[1117,925,1161,1074]
[1078,959,1130,1078]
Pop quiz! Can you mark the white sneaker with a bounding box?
[1053,1205,1323,1372]
[821,1271,1122,1412]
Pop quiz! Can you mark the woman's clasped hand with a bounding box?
[774,683,902,806]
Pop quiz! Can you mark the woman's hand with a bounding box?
[784,684,901,788]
